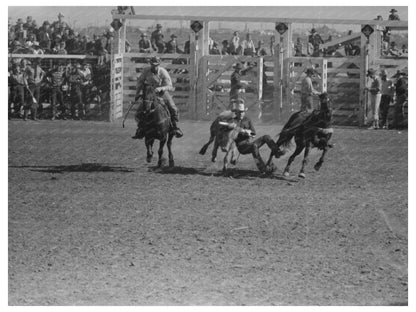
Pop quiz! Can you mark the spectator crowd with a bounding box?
[8,13,114,64]
[8,58,110,121]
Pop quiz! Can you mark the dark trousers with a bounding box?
[28,84,41,109]
[51,87,65,116]
[71,86,84,116]
[12,85,25,114]
[236,135,276,155]
[393,94,406,129]
[379,94,392,127]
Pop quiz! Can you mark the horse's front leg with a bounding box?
[299,142,311,178]
[314,133,332,171]
[145,138,154,163]
[212,138,219,162]
[167,133,174,167]
[222,143,234,175]
[283,142,304,177]
[157,137,167,167]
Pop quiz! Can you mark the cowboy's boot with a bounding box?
[169,111,183,138]
[31,108,37,121]
[170,119,183,138]
[23,109,29,121]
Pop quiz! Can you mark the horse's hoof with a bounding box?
[298,173,306,179]
[230,159,237,165]
[199,148,206,155]
[146,156,152,163]
[211,157,216,163]
[169,160,175,168]
[314,163,321,171]
[283,171,290,177]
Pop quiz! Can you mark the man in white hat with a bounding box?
[230,99,282,168]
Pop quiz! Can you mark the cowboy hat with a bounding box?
[156,23,162,28]
[170,34,178,38]
[305,68,316,75]
[367,68,377,76]
[232,101,248,113]
[392,69,407,78]
[140,33,148,37]
[379,69,388,76]
[233,63,243,70]
[58,12,64,17]
[310,28,317,33]
[43,20,50,26]
[390,8,398,13]
[16,18,24,24]
[149,56,161,65]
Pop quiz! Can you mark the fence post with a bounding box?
[189,31,198,119]
[359,29,370,127]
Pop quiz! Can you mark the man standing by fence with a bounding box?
[47,63,67,120]
[379,69,394,129]
[392,70,408,130]
[300,68,320,112]
[365,68,382,130]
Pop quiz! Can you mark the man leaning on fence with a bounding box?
[132,57,183,139]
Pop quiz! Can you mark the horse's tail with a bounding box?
[277,129,296,148]
[276,112,305,148]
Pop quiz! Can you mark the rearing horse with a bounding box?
[266,93,334,178]
[138,85,175,167]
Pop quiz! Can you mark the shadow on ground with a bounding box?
[149,165,299,182]
[9,163,136,173]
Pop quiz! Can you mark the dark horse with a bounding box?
[138,85,175,167]
[266,92,334,178]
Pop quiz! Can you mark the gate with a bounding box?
[195,55,263,120]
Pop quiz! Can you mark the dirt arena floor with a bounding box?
[8,118,408,305]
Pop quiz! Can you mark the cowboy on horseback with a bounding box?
[132,56,183,139]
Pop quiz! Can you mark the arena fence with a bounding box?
[8,54,111,121]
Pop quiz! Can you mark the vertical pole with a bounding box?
[200,21,209,118]
[121,19,127,53]
[193,21,208,119]
[273,41,281,121]
[258,57,263,101]
[359,30,370,127]
[189,31,197,119]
